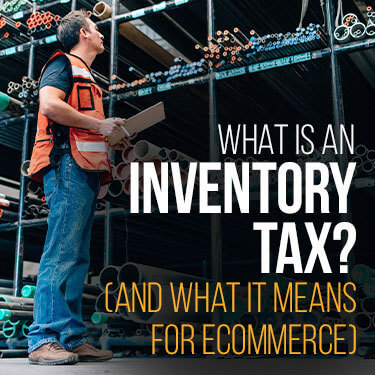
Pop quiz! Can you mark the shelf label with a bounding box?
[157,83,172,92]
[130,9,146,19]
[248,52,312,73]
[12,11,24,19]
[5,47,17,55]
[293,52,312,63]
[175,0,189,5]
[354,177,375,188]
[138,87,153,96]
[45,34,57,44]
[153,1,166,11]
[119,91,138,99]
[60,0,71,3]
[215,67,246,80]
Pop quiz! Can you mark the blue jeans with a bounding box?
[28,153,100,353]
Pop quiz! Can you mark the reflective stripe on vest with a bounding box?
[71,65,95,81]
[76,141,107,152]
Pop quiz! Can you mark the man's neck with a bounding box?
[69,46,96,68]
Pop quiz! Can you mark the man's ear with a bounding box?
[80,27,89,40]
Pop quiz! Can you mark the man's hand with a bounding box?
[97,118,124,138]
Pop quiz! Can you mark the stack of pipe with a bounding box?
[0,90,22,115]
[0,193,19,222]
[108,58,208,93]
[95,266,330,338]
[348,269,375,333]
[0,0,28,13]
[22,201,49,220]
[14,177,49,220]
[196,23,326,70]
[334,11,375,43]
[94,262,210,326]
[7,76,39,110]
[0,17,20,39]
[20,171,105,220]
[26,180,44,199]
[101,140,196,204]
[0,287,33,340]
[0,282,101,340]
[351,144,375,177]
[26,11,61,36]
[351,264,375,303]
[112,23,325,93]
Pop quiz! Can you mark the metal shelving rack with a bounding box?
[0,0,372,298]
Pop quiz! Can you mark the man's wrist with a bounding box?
[91,118,100,131]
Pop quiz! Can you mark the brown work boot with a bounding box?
[72,342,113,362]
[29,342,79,366]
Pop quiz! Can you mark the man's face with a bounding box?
[85,18,104,54]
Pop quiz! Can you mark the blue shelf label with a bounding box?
[12,11,24,20]
[45,34,57,44]
[120,91,139,99]
[293,52,312,63]
[248,52,312,73]
[215,67,246,80]
[175,0,189,5]
[138,87,153,96]
[157,83,172,92]
[153,1,166,11]
[5,47,17,56]
[130,9,146,18]
[60,0,71,3]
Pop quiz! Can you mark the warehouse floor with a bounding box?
[0,358,374,375]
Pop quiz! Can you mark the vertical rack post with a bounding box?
[326,0,345,159]
[326,0,353,273]
[207,0,222,282]
[103,0,118,267]
[13,1,37,296]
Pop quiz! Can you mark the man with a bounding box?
[27,10,126,365]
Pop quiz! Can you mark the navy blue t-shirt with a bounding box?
[39,55,74,148]
[39,55,73,97]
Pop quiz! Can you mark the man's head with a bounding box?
[57,10,104,54]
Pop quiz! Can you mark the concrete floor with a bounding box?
[0,358,374,375]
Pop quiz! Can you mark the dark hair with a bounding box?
[57,10,90,52]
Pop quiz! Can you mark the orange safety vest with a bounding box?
[29,50,112,185]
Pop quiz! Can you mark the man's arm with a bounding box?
[39,86,124,138]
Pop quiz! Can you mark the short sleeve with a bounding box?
[39,55,72,98]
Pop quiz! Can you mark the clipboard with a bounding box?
[107,102,165,146]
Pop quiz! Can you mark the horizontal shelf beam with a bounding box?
[0,113,37,128]
[97,0,194,27]
[112,74,209,101]
[0,207,132,232]
[0,34,57,58]
[335,38,375,54]
[112,49,331,100]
